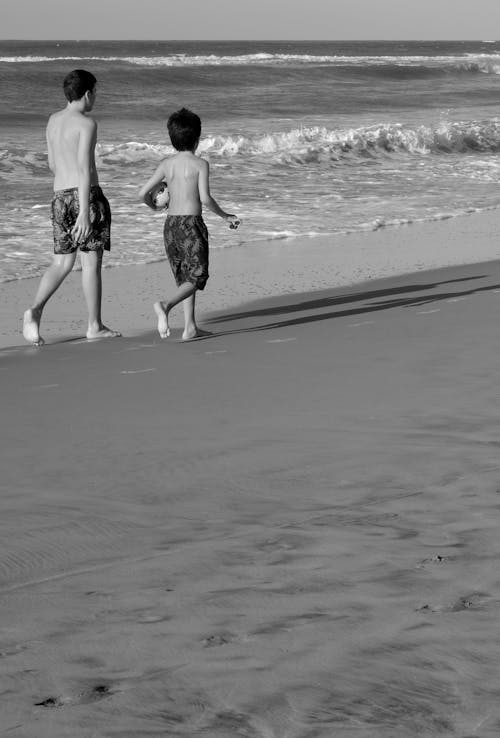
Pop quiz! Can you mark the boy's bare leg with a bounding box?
[181,291,210,340]
[154,281,197,339]
[182,292,197,340]
[23,252,77,345]
[181,291,212,340]
[80,249,121,339]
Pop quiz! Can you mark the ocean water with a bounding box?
[1,39,500,282]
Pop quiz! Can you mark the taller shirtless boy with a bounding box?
[23,69,120,345]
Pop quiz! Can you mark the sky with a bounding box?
[2,0,500,41]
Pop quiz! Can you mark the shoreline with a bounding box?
[2,207,500,349]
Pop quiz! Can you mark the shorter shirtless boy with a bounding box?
[139,107,239,340]
[23,69,120,345]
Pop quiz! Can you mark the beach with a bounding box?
[2,207,500,349]
[2,210,500,736]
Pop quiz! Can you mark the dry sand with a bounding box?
[2,212,500,736]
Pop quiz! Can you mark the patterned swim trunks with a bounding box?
[163,214,209,290]
[51,185,111,254]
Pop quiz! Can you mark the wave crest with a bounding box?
[93,120,500,166]
[195,120,500,159]
[4,119,500,178]
[2,52,500,74]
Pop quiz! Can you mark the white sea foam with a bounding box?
[1,52,500,73]
[93,120,500,168]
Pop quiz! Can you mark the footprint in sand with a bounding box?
[35,696,64,708]
[203,632,235,647]
[416,592,490,614]
[35,684,111,708]
[416,553,452,568]
[450,593,490,612]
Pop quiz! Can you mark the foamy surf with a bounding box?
[2,51,500,74]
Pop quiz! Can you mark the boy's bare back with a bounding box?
[46,107,98,192]
[139,106,238,225]
[160,151,206,216]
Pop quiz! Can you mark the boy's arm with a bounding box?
[72,118,97,243]
[139,162,168,210]
[198,160,238,224]
[46,120,55,174]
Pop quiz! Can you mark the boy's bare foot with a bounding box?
[23,308,45,346]
[182,327,213,341]
[86,325,122,340]
[154,301,171,338]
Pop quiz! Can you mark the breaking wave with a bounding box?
[1,52,500,74]
[4,119,500,180]
[94,119,500,166]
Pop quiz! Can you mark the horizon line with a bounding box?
[0,38,496,43]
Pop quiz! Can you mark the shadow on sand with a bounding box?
[205,273,498,337]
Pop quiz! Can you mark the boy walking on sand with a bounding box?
[23,69,120,346]
[139,107,239,341]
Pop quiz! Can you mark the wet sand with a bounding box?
[2,214,500,735]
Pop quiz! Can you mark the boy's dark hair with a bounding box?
[167,108,201,151]
[63,69,97,102]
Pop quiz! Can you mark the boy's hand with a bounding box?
[226,215,240,230]
[72,212,91,242]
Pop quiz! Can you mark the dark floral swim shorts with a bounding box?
[51,185,111,254]
[163,215,209,290]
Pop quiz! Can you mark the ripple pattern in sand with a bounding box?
[0,515,152,589]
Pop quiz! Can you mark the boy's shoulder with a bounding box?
[48,108,96,131]
[165,152,207,171]
[47,109,65,126]
[185,153,208,173]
